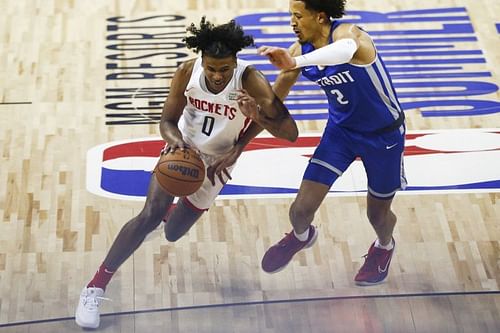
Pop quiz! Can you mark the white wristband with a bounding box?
[294,38,358,68]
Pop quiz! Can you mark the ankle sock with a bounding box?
[87,263,115,290]
[375,238,394,251]
[294,228,310,242]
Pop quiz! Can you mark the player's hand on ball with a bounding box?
[155,148,205,196]
[163,137,188,154]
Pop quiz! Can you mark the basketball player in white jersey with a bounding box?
[75,17,298,329]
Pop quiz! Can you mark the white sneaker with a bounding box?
[75,287,105,329]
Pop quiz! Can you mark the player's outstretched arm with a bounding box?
[240,67,298,142]
[272,43,302,101]
[258,24,366,70]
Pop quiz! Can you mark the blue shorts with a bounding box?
[303,123,407,199]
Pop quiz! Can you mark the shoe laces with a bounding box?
[278,232,297,247]
[359,251,380,272]
[82,289,111,311]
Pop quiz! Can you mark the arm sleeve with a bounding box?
[294,38,358,68]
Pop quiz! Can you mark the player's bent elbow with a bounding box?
[277,126,298,142]
[287,127,299,142]
[283,119,299,142]
[288,130,299,142]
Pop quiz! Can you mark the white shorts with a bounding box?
[156,149,231,211]
[183,152,234,210]
[160,140,235,211]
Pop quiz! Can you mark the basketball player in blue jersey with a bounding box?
[259,0,407,285]
[75,18,298,329]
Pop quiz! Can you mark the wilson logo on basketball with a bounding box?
[167,164,200,178]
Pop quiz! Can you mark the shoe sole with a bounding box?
[263,228,319,274]
[75,316,99,329]
[354,277,387,286]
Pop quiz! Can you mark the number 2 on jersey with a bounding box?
[330,89,349,105]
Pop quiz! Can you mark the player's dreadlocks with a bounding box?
[301,0,346,19]
[183,17,254,58]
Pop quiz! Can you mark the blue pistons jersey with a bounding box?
[301,21,404,133]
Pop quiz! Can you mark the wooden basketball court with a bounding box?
[1,0,499,332]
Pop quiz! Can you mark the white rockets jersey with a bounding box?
[178,57,252,156]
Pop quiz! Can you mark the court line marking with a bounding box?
[0,102,32,105]
[1,289,499,327]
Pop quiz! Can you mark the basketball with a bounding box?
[154,148,206,196]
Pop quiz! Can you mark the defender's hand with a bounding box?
[258,46,296,70]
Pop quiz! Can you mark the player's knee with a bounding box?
[367,206,395,226]
[164,225,181,242]
[164,231,178,242]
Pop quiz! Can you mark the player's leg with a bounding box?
[290,180,330,233]
[76,176,174,328]
[262,124,356,273]
[366,194,397,246]
[260,181,332,274]
[163,159,230,241]
[354,195,399,287]
[164,198,205,242]
[354,127,406,285]
[102,176,174,270]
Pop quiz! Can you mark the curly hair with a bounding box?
[300,0,346,19]
[183,17,254,58]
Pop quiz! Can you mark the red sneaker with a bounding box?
[261,225,318,273]
[354,239,395,286]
